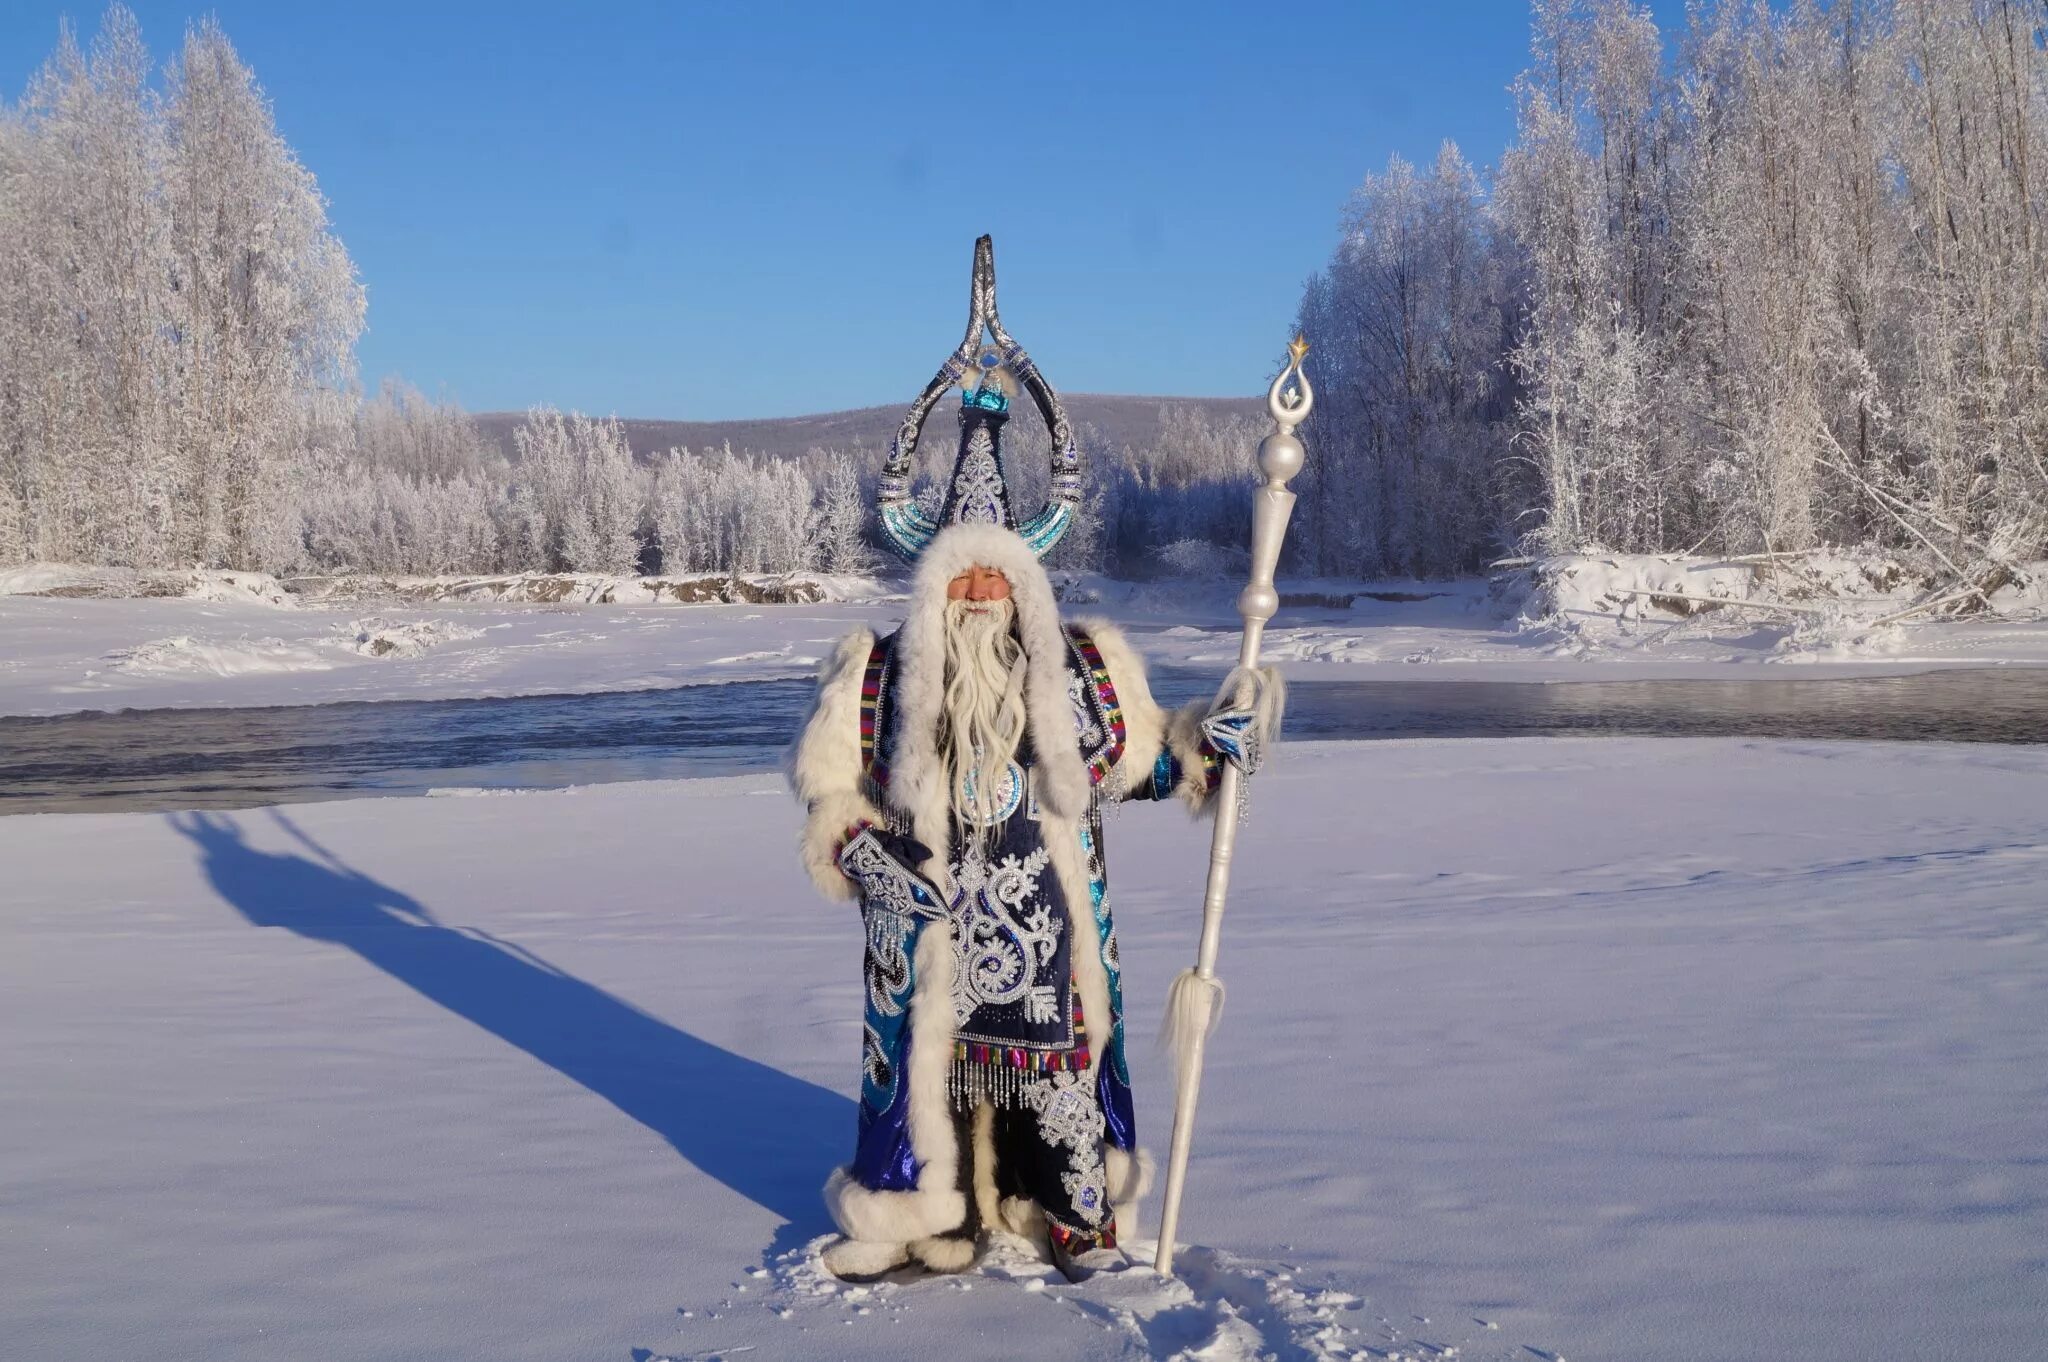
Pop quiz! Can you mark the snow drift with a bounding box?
[286,570,896,607]
[1499,550,2047,626]
[0,563,297,607]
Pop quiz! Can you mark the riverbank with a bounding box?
[3,738,2043,1361]
[6,564,2048,718]
[11,668,2048,817]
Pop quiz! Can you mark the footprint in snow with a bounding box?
[651,1234,1533,1361]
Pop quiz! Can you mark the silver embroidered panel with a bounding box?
[839,829,945,923]
[948,844,1064,1043]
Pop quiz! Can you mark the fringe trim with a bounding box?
[1049,1219,1116,1254]
[949,987,1091,1109]
[948,1054,1093,1109]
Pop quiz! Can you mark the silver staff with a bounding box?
[1154,336,1312,1276]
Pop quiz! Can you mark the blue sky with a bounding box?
[5,2,1681,419]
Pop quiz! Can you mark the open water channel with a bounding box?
[3,667,2046,815]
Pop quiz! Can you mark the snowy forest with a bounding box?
[6,2,2048,587]
[1296,0,2048,593]
[0,8,1264,581]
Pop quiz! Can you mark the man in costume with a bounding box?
[790,238,1282,1283]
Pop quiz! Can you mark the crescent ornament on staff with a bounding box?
[1154,335,1312,1276]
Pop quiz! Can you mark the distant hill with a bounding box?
[473,394,1265,463]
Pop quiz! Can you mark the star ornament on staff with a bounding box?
[1154,334,1313,1277]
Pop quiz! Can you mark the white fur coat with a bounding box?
[787,524,1212,1247]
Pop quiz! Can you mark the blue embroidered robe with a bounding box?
[848,623,1184,1194]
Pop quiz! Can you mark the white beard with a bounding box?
[940,596,1025,839]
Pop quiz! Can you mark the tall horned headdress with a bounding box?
[874,235,1084,561]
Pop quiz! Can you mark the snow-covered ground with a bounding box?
[4,738,2043,1361]
[5,557,2048,718]
[0,562,906,718]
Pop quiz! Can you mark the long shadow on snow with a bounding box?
[170,807,847,1259]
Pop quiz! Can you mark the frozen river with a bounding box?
[5,666,2047,814]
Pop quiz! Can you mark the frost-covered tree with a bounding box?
[504,407,649,573]
[0,479,26,565]
[649,447,706,573]
[643,444,829,574]
[1880,0,2048,579]
[354,380,496,479]
[730,457,816,573]
[812,453,877,574]
[163,16,363,571]
[0,8,361,572]
[573,412,641,574]
[1296,144,1515,575]
[1095,404,1262,575]
[297,386,506,574]
[0,11,176,566]
[511,405,579,570]
[1288,0,2048,587]
[1496,0,1676,554]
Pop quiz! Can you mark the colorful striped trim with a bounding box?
[835,817,875,863]
[858,636,891,793]
[1064,626,1127,786]
[1050,1219,1116,1254]
[952,985,1089,1071]
[950,1041,1093,1072]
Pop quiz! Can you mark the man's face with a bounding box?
[946,566,1011,609]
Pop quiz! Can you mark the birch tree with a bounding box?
[1296,144,1513,575]
[164,17,363,571]
[0,8,360,571]
[1,12,175,565]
